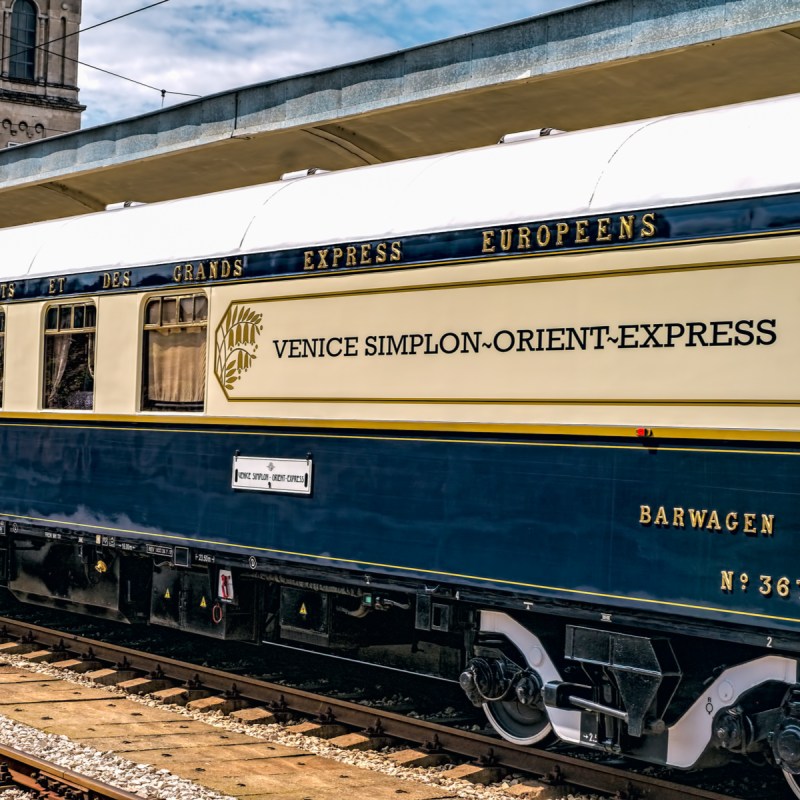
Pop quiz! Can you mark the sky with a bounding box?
[78,0,577,129]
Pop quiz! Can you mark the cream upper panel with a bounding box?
[201,233,800,433]
[93,292,147,416]
[3,302,42,413]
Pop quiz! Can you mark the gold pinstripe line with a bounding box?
[0,411,798,444]
[0,414,798,456]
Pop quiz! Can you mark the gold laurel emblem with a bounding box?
[215,304,263,390]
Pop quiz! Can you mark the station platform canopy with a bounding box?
[2,0,800,228]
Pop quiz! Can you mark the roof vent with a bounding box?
[280,167,330,181]
[498,128,565,144]
[105,200,146,211]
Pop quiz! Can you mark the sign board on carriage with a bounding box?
[231,455,312,495]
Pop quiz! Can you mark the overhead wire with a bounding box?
[5,0,200,103]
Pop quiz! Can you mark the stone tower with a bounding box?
[0,0,83,148]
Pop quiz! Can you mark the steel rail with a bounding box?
[0,741,143,800]
[0,616,742,800]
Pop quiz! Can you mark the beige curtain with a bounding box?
[147,329,206,403]
[46,335,72,407]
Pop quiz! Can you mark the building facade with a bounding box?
[0,0,82,148]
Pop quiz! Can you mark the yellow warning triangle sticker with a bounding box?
[299,603,308,616]
[200,597,207,608]
[164,588,171,599]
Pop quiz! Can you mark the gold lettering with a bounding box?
[346,246,357,266]
[654,506,668,526]
[317,249,329,269]
[725,512,739,531]
[555,222,569,246]
[641,212,657,238]
[688,508,707,528]
[122,271,131,288]
[7,283,14,298]
[743,513,756,535]
[233,258,243,277]
[332,247,344,267]
[575,219,590,244]
[761,514,775,536]
[303,251,315,271]
[221,260,231,278]
[596,217,612,242]
[196,262,206,281]
[517,226,531,250]
[390,241,402,262]
[360,244,372,265]
[672,507,685,528]
[619,215,636,240]
[375,243,387,264]
[48,278,58,294]
[706,509,722,531]
[639,505,651,525]
[482,230,496,253]
[209,261,218,279]
[103,273,111,289]
[499,229,514,252]
[721,570,734,592]
[536,225,551,247]
[112,271,121,288]
[173,265,183,282]
[184,264,194,282]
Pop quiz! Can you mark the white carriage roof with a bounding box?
[3,92,800,283]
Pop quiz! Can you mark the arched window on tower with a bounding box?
[10,0,37,82]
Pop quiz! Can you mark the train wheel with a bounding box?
[784,770,800,799]
[484,697,552,746]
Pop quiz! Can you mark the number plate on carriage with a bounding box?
[232,455,313,495]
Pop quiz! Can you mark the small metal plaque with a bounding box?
[146,544,174,558]
[232,455,312,495]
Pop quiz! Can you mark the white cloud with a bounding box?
[78,0,573,128]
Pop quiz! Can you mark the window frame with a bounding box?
[41,300,97,411]
[9,0,37,82]
[141,292,208,413]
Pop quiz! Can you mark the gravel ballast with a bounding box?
[0,652,602,800]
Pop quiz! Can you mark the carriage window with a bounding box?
[142,294,207,412]
[43,302,96,410]
[0,310,5,408]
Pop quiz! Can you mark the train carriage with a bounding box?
[2,92,800,791]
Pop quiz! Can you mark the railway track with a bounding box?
[0,741,143,799]
[0,615,763,800]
